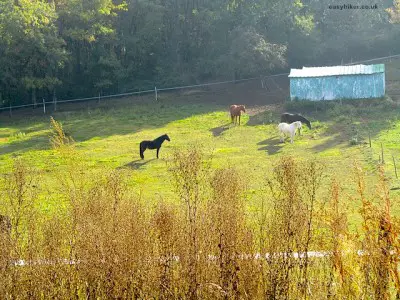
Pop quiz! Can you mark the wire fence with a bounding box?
[0,75,271,113]
[2,53,400,114]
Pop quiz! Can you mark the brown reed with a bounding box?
[1,150,400,299]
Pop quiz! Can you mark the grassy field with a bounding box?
[1,82,400,223]
[3,82,400,299]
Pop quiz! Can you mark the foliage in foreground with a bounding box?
[1,146,400,299]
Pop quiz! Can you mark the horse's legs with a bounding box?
[290,133,294,144]
[239,115,241,125]
[156,147,160,159]
[140,144,145,159]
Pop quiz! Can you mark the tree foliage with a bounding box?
[0,0,398,107]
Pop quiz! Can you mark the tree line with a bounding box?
[0,0,399,107]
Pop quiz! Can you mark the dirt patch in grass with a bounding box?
[245,104,282,116]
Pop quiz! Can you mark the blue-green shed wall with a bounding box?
[290,73,385,101]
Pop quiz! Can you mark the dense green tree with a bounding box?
[54,0,126,96]
[0,0,399,107]
[307,0,397,64]
[0,0,66,106]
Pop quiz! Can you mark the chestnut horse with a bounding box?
[230,105,246,125]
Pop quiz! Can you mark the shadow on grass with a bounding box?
[257,137,283,155]
[310,112,395,153]
[118,159,156,170]
[0,98,225,156]
[0,135,49,156]
[281,99,400,152]
[246,99,400,153]
[310,123,349,153]
[210,123,231,137]
[2,94,400,158]
[2,84,279,156]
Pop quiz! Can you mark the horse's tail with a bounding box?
[139,143,144,159]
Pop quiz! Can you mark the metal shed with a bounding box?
[289,64,385,101]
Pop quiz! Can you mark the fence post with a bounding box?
[260,76,264,89]
[53,90,57,112]
[393,155,398,179]
[43,98,46,114]
[98,92,101,104]
[155,86,158,101]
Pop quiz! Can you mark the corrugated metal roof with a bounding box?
[288,64,385,78]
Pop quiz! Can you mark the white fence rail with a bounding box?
[11,249,384,267]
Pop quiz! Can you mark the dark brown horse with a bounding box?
[230,105,246,125]
[139,134,170,159]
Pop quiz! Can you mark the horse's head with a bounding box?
[295,121,302,129]
[306,120,311,130]
[240,105,246,112]
[164,134,170,142]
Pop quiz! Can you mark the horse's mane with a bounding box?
[153,134,169,142]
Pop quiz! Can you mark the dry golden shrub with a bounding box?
[2,151,400,299]
[205,168,256,300]
[49,116,74,149]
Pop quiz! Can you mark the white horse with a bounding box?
[278,121,302,144]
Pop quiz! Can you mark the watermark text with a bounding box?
[329,4,378,10]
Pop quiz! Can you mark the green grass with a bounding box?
[2,94,400,222]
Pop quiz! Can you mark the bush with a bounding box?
[1,153,400,299]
